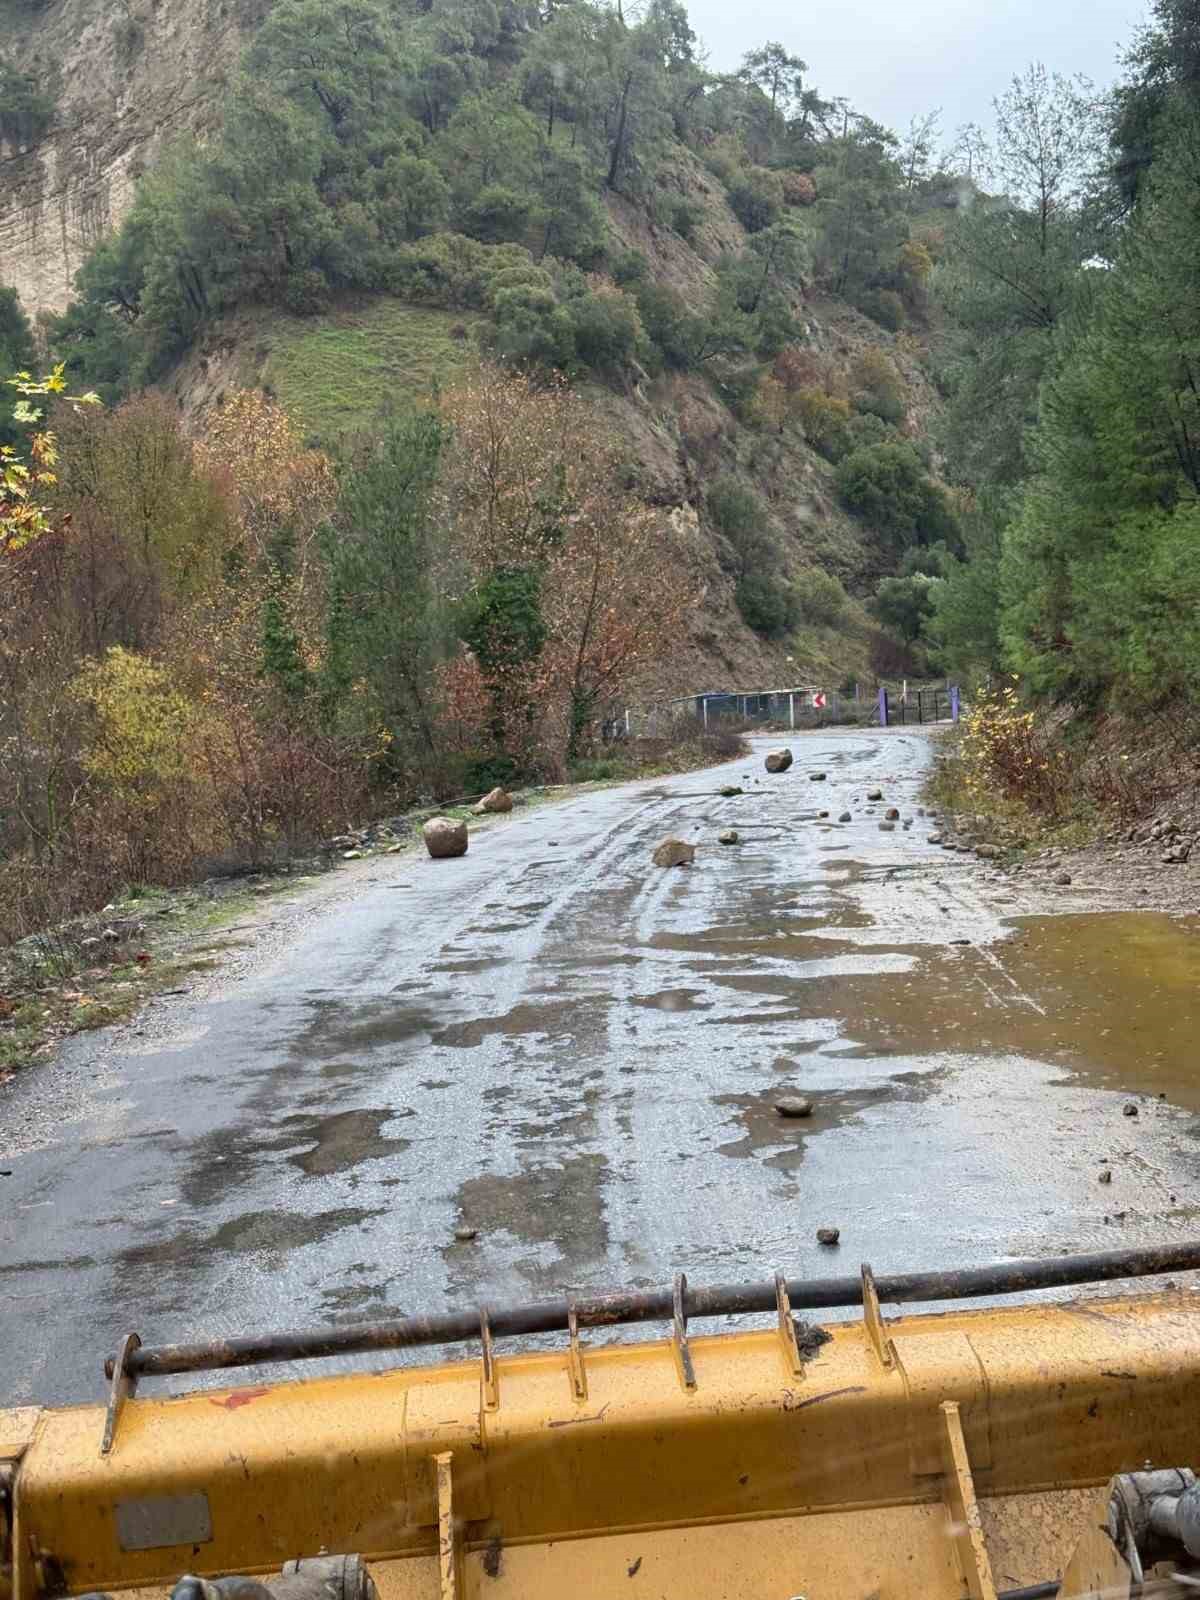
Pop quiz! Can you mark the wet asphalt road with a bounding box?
[4,729,1200,1406]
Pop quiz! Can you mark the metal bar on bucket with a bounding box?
[109,1242,1200,1381]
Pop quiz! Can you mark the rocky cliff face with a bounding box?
[0,0,258,318]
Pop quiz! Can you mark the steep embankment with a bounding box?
[0,0,261,314]
[166,148,942,695]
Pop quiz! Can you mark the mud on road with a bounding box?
[3,729,1200,1405]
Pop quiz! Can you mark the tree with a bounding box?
[0,289,35,448]
[1,368,99,554]
[438,367,696,767]
[936,66,1103,495]
[899,109,942,205]
[814,117,905,296]
[873,572,941,642]
[739,41,806,117]
[323,412,448,752]
[1000,96,1200,703]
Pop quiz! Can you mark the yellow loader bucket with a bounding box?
[5,1244,1200,1600]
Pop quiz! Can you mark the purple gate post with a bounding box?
[878,686,889,727]
[950,685,960,723]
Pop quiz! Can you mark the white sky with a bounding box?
[686,0,1150,142]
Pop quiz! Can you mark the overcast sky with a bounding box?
[686,0,1149,143]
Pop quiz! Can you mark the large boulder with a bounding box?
[472,787,513,816]
[423,816,469,859]
[652,838,695,868]
[765,748,793,773]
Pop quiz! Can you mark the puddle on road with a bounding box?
[286,1108,414,1177]
[713,1075,941,1173]
[808,912,1200,1104]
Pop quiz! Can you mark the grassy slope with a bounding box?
[175,300,483,442]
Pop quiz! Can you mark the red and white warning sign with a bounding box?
[812,691,827,709]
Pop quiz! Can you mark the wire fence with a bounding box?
[615,682,960,739]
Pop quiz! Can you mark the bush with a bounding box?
[707,476,761,543]
[798,568,846,625]
[835,440,959,548]
[856,288,906,332]
[735,571,799,637]
[727,167,783,233]
[0,56,55,146]
[609,248,649,286]
[781,171,817,206]
[671,199,702,240]
[794,388,853,460]
[850,348,907,424]
[457,185,534,244]
[566,285,642,373]
[632,281,694,370]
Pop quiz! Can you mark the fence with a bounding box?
[877,685,959,726]
[617,682,960,739]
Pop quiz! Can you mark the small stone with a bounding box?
[1123,1102,1138,1117]
[342,849,365,860]
[809,772,827,781]
[720,785,743,797]
[867,789,884,801]
[1099,1168,1113,1184]
[816,1227,840,1246]
[653,838,695,868]
[975,844,1001,859]
[927,834,943,845]
[884,807,900,821]
[818,810,829,818]
[102,927,121,942]
[775,1096,813,1118]
[423,816,469,859]
[454,1227,478,1242]
[80,936,101,950]
[838,811,852,823]
[765,748,794,773]
[718,829,739,845]
[1054,872,1072,886]
[878,820,895,832]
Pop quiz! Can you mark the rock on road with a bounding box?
[3,729,1198,1406]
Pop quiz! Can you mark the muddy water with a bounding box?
[6,730,1200,1406]
[735,910,1200,1102]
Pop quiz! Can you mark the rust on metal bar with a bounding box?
[566,1299,587,1402]
[100,1333,141,1456]
[105,1241,1200,1383]
[774,1272,804,1378]
[478,1306,498,1412]
[861,1264,895,1372]
[671,1274,696,1393]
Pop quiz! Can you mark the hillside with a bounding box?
[3,0,962,700]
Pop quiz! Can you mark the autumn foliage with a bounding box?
[0,367,694,939]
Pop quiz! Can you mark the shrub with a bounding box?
[671,199,702,240]
[734,571,799,637]
[781,171,817,206]
[794,388,853,460]
[566,286,642,372]
[457,185,534,244]
[835,440,959,548]
[798,568,846,625]
[632,281,694,370]
[856,288,905,332]
[727,167,783,233]
[609,248,649,286]
[707,476,761,543]
[850,348,907,424]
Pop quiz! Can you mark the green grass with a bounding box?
[253,300,483,440]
